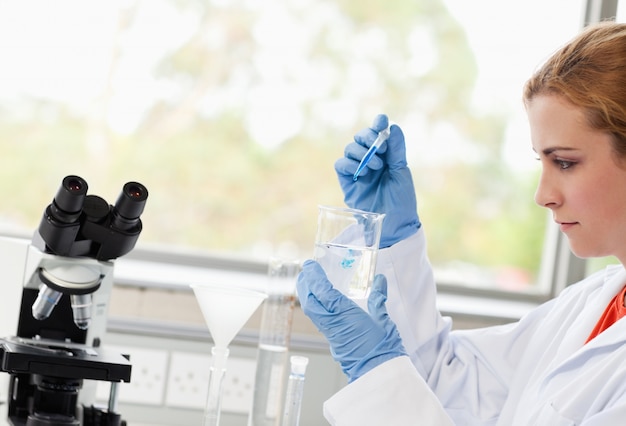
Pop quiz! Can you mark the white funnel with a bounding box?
[191,283,267,348]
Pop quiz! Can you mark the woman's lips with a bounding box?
[559,222,577,232]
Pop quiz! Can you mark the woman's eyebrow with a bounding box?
[539,146,578,156]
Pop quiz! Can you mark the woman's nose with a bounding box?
[534,171,560,208]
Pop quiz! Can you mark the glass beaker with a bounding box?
[314,205,385,300]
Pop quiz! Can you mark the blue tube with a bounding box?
[352,126,391,181]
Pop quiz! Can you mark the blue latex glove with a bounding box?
[297,259,406,383]
[335,114,421,247]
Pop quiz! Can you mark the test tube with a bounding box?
[281,356,309,426]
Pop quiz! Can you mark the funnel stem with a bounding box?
[204,346,230,426]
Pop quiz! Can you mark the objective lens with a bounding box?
[70,294,92,330]
[32,285,63,321]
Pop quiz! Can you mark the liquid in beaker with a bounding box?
[314,206,384,301]
[313,242,377,299]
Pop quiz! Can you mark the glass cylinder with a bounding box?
[248,258,301,426]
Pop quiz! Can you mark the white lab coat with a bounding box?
[324,229,626,425]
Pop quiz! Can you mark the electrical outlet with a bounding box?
[96,346,168,406]
[221,356,257,414]
[165,351,210,409]
[165,351,257,414]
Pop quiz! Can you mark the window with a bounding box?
[0,0,587,295]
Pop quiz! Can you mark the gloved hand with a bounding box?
[335,114,421,247]
[297,259,406,383]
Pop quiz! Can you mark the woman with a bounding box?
[297,22,626,425]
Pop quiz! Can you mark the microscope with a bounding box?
[0,175,148,426]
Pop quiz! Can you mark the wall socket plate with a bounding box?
[220,356,257,414]
[96,345,168,406]
[165,351,210,409]
[166,351,256,414]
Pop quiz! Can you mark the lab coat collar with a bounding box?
[593,264,626,302]
[543,266,626,382]
[583,265,626,350]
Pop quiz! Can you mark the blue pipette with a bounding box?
[352,126,391,181]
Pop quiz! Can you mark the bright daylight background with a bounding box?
[0,0,586,292]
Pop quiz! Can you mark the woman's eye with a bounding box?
[555,159,574,170]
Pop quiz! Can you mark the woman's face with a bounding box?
[529,94,626,265]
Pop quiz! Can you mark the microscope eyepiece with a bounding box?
[125,182,145,200]
[65,177,84,192]
[111,182,148,231]
[50,175,88,224]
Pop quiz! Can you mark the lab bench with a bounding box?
[94,251,536,425]
[99,282,345,426]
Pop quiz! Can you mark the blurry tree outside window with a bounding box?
[0,0,584,292]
